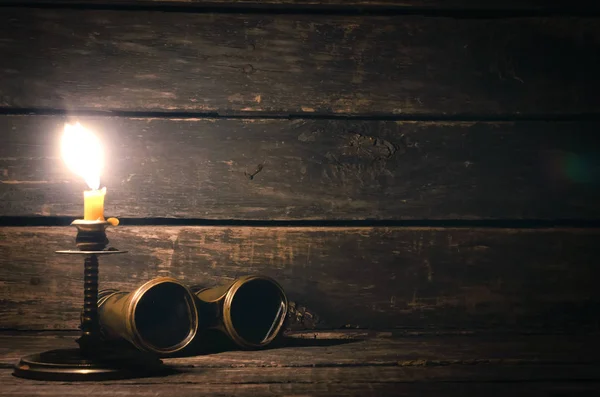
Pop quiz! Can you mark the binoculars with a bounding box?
[97,275,288,355]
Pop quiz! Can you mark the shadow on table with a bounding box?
[279,335,360,348]
[167,329,360,358]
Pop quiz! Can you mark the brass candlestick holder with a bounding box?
[13,220,166,381]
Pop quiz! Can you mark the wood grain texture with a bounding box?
[0,0,594,11]
[2,333,599,367]
[1,226,599,330]
[2,333,599,396]
[2,116,600,220]
[1,9,599,115]
[3,365,600,385]
[2,374,599,397]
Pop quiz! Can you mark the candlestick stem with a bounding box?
[80,254,100,353]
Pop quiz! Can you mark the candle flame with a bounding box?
[61,122,104,190]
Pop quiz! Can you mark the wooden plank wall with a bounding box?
[1,0,599,11]
[1,0,599,332]
[1,9,600,116]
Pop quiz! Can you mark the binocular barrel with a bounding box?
[97,275,287,354]
[98,277,199,355]
[194,275,288,349]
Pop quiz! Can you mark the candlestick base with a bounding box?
[13,347,168,381]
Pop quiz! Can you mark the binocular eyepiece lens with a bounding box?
[228,278,287,346]
[133,282,197,352]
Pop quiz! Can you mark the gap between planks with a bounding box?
[1,1,600,17]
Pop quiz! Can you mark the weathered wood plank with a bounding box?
[2,369,600,396]
[1,9,599,115]
[1,226,598,330]
[0,0,594,11]
[4,363,600,384]
[2,116,600,220]
[1,333,599,395]
[2,333,599,367]
[4,365,600,385]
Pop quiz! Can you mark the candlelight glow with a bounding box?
[61,122,104,190]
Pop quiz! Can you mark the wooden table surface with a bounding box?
[1,331,599,396]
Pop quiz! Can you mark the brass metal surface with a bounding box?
[71,219,110,251]
[13,348,166,381]
[194,275,288,349]
[98,277,199,355]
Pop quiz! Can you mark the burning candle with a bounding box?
[61,122,106,221]
[83,187,106,221]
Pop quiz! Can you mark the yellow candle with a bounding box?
[84,187,106,221]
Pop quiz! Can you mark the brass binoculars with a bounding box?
[97,275,288,355]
